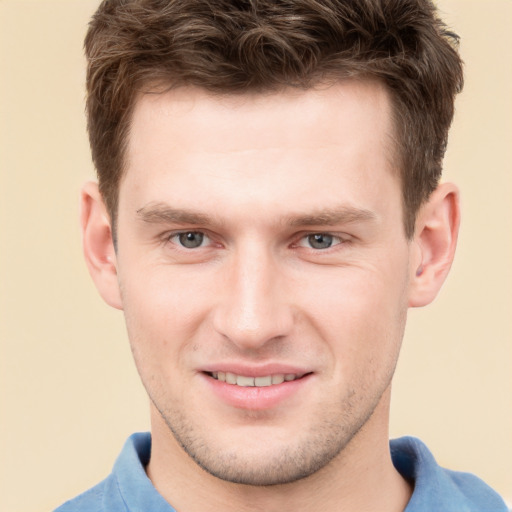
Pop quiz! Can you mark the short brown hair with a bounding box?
[85,0,463,238]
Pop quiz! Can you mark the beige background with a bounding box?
[0,1,510,510]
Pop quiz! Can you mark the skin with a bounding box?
[82,80,460,512]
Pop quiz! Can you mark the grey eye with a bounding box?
[178,232,205,248]
[307,233,334,249]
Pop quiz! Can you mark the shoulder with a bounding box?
[390,436,509,512]
[53,478,109,512]
[443,468,510,511]
[53,433,152,512]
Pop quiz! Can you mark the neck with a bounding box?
[146,390,411,512]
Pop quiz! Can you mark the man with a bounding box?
[56,0,507,510]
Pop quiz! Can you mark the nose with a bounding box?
[212,242,294,351]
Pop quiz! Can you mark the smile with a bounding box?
[209,372,304,387]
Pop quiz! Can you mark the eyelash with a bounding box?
[165,231,213,249]
[163,230,349,251]
[295,233,346,250]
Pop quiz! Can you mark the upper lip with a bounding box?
[200,363,312,378]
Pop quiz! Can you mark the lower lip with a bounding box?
[201,373,312,410]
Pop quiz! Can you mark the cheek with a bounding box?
[123,261,216,321]
[301,260,409,372]
[119,267,217,370]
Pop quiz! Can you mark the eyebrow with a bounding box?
[136,203,377,228]
[136,203,213,225]
[286,206,377,227]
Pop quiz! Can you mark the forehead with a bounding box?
[121,81,399,223]
[128,80,394,158]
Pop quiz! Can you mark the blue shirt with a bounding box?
[55,432,508,512]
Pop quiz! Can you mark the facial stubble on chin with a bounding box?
[149,383,388,487]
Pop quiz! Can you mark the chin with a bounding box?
[185,443,339,487]
[160,406,372,487]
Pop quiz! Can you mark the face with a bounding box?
[114,81,414,485]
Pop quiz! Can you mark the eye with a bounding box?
[300,233,342,250]
[170,231,210,249]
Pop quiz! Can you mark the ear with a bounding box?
[408,182,460,307]
[80,181,123,310]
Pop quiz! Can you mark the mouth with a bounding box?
[202,369,313,410]
[206,371,308,387]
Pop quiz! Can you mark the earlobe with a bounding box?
[81,181,123,310]
[408,183,460,308]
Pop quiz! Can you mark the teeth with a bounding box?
[237,375,255,386]
[272,374,284,385]
[210,372,300,387]
[226,372,237,384]
[254,376,271,387]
